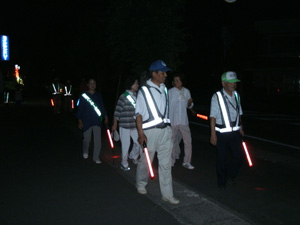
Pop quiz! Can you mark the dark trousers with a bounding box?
[216,131,244,185]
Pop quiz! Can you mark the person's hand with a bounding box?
[78,120,83,130]
[189,108,197,116]
[210,133,217,146]
[138,132,147,146]
[240,127,245,137]
[111,123,117,132]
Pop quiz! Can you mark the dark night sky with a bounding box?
[1,0,299,85]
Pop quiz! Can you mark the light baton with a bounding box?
[196,113,208,120]
[51,99,54,107]
[106,125,114,149]
[71,99,74,109]
[242,140,253,167]
[143,142,154,179]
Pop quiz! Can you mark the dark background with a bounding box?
[1,0,300,113]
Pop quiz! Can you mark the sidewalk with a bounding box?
[101,139,253,225]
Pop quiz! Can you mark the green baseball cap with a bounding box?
[221,71,240,83]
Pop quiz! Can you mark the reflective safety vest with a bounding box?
[215,90,241,133]
[123,91,136,108]
[140,85,170,130]
[64,85,72,96]
[52,83,60,95]
[81,93,102,120]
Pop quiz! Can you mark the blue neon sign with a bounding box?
[1,35,10,61]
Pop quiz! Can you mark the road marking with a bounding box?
[189,121,300,150]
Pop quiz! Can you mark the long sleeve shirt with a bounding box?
[76,91,107,132]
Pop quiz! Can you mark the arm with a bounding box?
[112,117,118,131]
[239,116,245,137]
[210,117,217,146]
[136,114,147,145]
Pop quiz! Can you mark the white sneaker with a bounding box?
[137,187,147,195]
[83,153,88,159]
[182,163,195,170]
[162,196,180,205]
[95,159,102,164]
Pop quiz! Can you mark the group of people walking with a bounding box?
[75,60,246,205]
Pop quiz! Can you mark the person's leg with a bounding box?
[156,127,174,198]
[92,126,102,162]
[228,131,244,179]
[136,129,156,191]
[171,125,180,166]
[180,125,193,164]
[83,127,92,157]
[119,127,131,168]
[216,132,229,186]
[129,129,140,161]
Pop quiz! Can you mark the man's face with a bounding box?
[87,79,96,91]
[173,76,183,89]
[222,81,237,93]
[152,71,167,84]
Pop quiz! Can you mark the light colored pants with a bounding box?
[119,127,140,167]
[136,126,174,198]
[83,126,102,162]
[171,125,192,165]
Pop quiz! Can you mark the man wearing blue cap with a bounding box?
[209,71,245,189]
[134,60,180,204]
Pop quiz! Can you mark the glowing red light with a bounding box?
[143,145,154,179]
[51,99,54,106]
[242,141,253,167]
[71,99,74,109]
[106,129,114,149]
[196,114,208,120]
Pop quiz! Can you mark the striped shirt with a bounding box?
[114,90,137,129]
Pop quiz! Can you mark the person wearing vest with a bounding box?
[135,60,180,205]
[169,73,195,170]
[51,77,63,114]
[76,78,108,164]
[63,79,73,113]
[112,76,140,171]
[210,71,245,189]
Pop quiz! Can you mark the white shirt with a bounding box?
[135,79,168,122]
[210,88,243,125]
[168,87,193,126]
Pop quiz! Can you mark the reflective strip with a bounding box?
[141,86,163,129]
[124,92,136,108]
[82,93,102,118]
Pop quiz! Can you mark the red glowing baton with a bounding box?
[50,99,54,107]
[106,126,114,149]
[143,142,154,179]
[196,114,208,120]
[242,140,253,167]
[71,99,74,109]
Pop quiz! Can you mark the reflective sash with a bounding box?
[64,85,72,96]
[81,93,102,120]
[123,91,136,108]
[140,86,170,129]
[215,91,240,133]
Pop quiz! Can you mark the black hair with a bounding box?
[124,76,138,90]
[172,73,186,85]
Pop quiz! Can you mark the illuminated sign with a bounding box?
[1,35,10,61]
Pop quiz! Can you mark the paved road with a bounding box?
[0,100,252,225]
